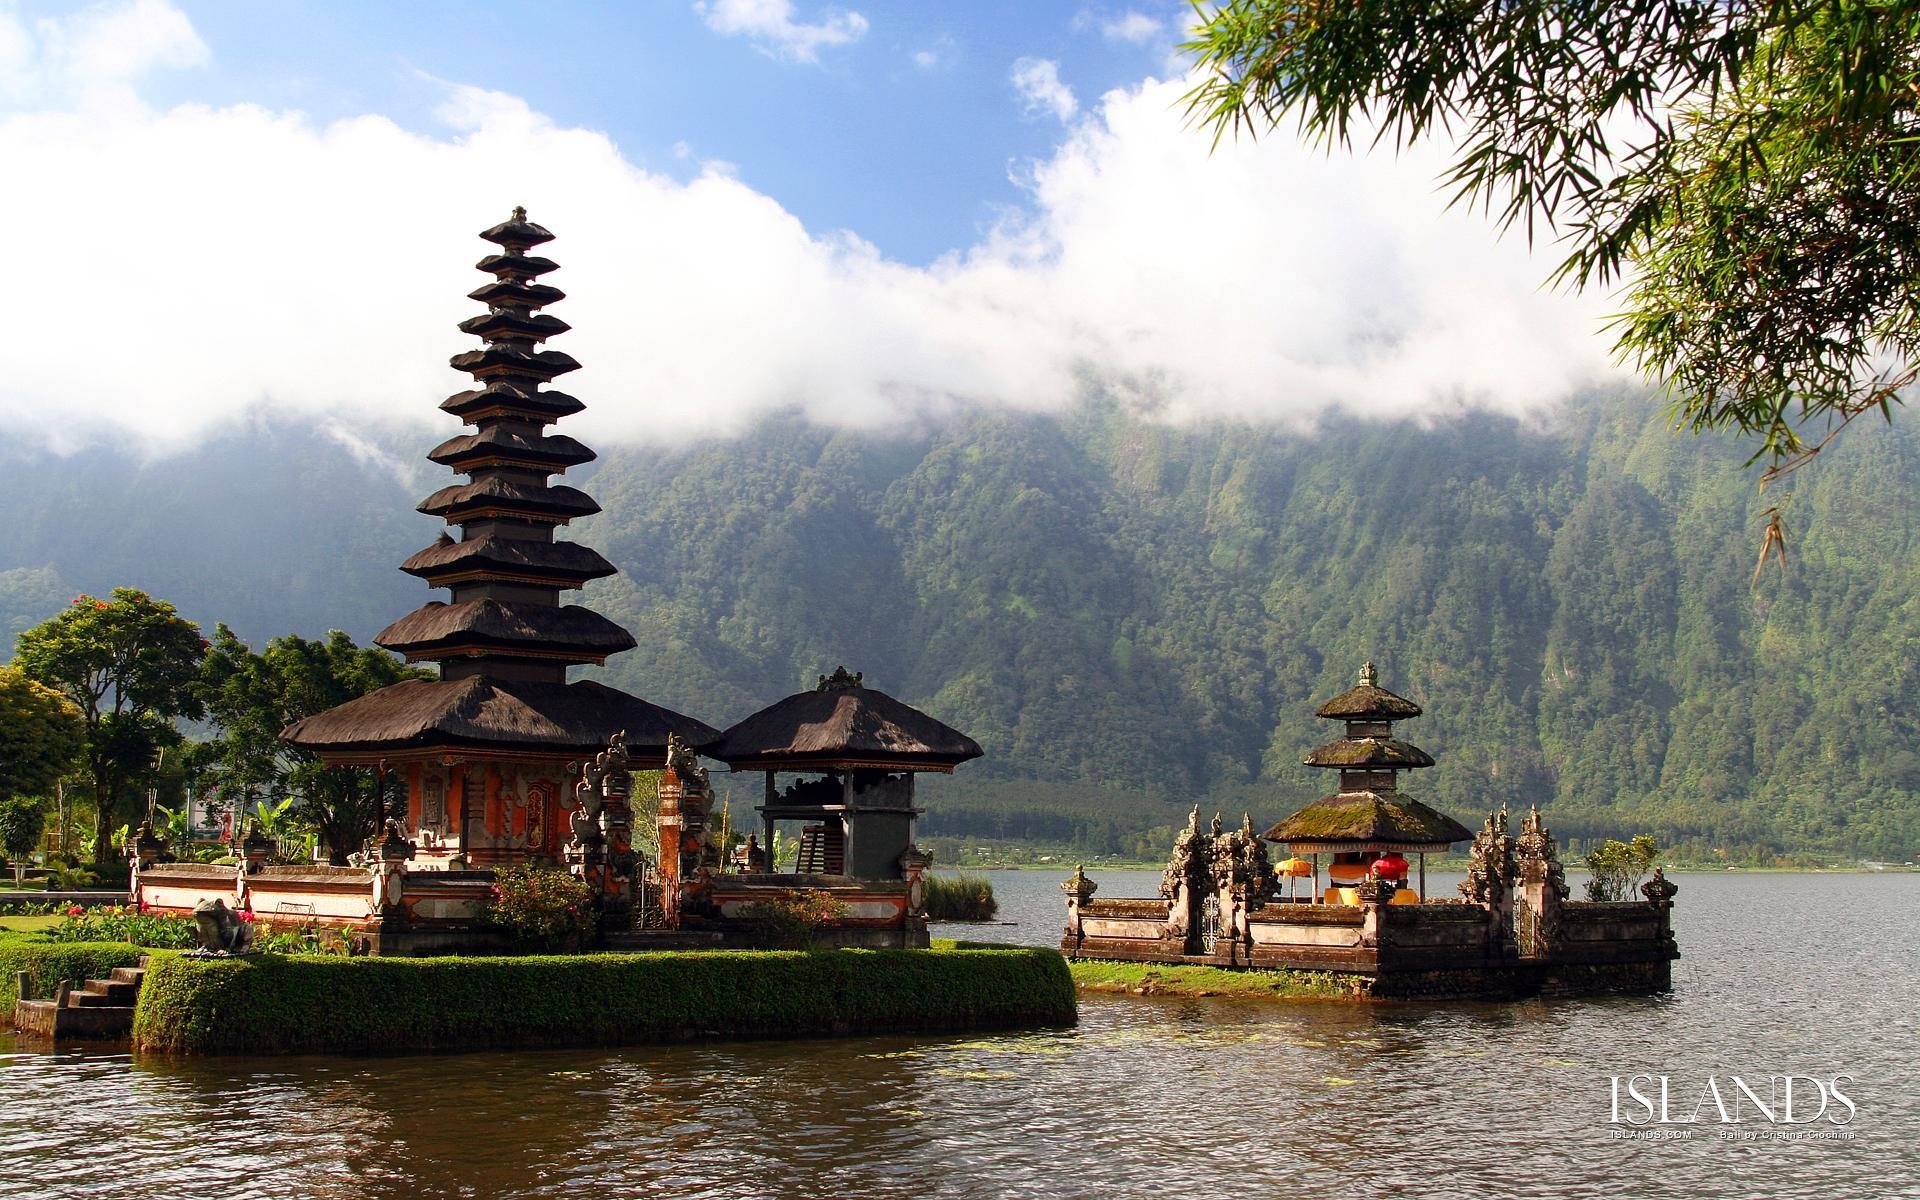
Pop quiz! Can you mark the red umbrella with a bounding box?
[1373,852,1410,881]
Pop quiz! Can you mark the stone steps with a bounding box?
[11,956,148,1040]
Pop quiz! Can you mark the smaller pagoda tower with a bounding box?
[1263,662,1470,901]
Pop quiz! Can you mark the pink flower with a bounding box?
[65,905,83,917]
[238,910,257,923]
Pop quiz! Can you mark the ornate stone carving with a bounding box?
[1159,806,1211,900]
[1061,863,1098,903]
[1515,804,1569,901]
[816,665,865,691]
[664,731,708,788]
[1358,875,1399,905]
[1459,804,1516,905]
[1641,867,1679,908]
[1208,813,1277,907]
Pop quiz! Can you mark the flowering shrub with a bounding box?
[734,889,849,950]
[251,920,361,957]
[45,904,197,949]
[484,866,595,952]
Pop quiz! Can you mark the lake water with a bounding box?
[3,870,1914,1199]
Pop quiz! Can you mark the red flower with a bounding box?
[238,910,257,923]
[65,905,83,917]
[95,601,109,609]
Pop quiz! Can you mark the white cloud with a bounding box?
[694,0,867,64]
[911,35,956,71]
[1101,11,1164,43]
[1011,57,1077,122]
[0,0,206,106]
[0,8,1624,458]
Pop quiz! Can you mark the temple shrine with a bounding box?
[131,210,981,952]
[1263,662,1471,904]
[694,666,982,946]
[1062,663,1681,998]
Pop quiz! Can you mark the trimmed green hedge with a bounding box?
[132,946,1077,1054]
[1,937,147,1007]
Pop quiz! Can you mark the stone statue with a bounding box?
[664,731,708,788]
[189,898,253,955]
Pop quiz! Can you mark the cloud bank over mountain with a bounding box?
[0,1,1623,455]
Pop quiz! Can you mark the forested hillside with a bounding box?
[4,391,1916,860]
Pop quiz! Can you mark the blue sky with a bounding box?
[0,0,1619,455]
[134,1,1190,266]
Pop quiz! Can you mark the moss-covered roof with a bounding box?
[1261,791,1471,850]
[1303,737,1434,769]
[1314,662,1422,721]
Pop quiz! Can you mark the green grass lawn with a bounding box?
[1067,958,1351,1000]
[0,914,62,934]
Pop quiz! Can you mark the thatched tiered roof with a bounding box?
[283,209,712,759]
[1262,792,1471,854]
[282,678,718,764]
[705,667,983,772]
[1264,661,1468,854]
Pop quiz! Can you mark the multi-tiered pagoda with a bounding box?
[1263,662,1470,901]
[284,209,717,870]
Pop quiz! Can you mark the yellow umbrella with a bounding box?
[1277,856,1313,901]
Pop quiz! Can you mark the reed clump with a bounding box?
[923,873,998,921]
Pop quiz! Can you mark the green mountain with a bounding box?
[5,391,1916,861]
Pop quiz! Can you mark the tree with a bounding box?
[0,796,49,881]
[1584,834,1660,901]
[0,664,84,802]
[12,590,205,865]
[197,626,428,865]
[1182,2,1920,483]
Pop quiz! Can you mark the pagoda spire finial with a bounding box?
[513,205,527,220]
[1359,661,1377,688]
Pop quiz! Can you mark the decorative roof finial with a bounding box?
[1359,661,1377,688]
[512,205,527,221]
[816,665,865,692]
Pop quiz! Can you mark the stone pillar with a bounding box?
[1459,806,1518,961]
[899,845,932,921]
[656,768,684,928]
[598,756,635,925]
[1514,804,1569,959]
[374,820,414,917]
[1060,864,1097,955]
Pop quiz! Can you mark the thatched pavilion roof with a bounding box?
[705,668,982,772]
[282,677,718,764]
[1303,737,1435,769]
[1261,791,1471,854]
